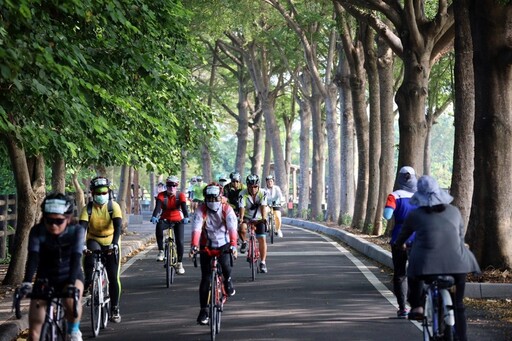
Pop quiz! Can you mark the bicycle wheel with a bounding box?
[438,295,454,341]
[90,272,102,337]
[164,241,171,288]
[423,290,433,340]
[101,270,110,329]
[169,240,177,284]
[215,274,223,334]
[250,236,257,281]
[269,216,275,244]
[56,303,67,341]
[209,272,218,341]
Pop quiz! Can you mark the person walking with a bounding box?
[80,176,123,323]
[396,175,480,341]
[383,166,417,318]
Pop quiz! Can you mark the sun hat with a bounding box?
[397,166,417,193]
[410,175,453,207]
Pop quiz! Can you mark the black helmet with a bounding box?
[246,174,260,186]
[203,182,223,199]
[229,172,241,182]
[41,192,74,215]
[89,176,111,191]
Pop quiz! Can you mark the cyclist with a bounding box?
[191,175,206,213]
[238,174,269,273]
[20,193,85,341]
[80,176,123,323]
[383,166,417,318]
[223,172,245,213]
[150,175,189,274]
[187,177,196,213]
[218,174,229,188]
[189,183,238,325]
[264,174,284,237]
[396,175,480,341]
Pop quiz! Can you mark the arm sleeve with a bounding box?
[68,225,85,284]
[23,251,39,283]
[190,209,203,246]
[151,197,162,217]
[179,193,189,218]
[112,217,122,245]
[226,208,238,247]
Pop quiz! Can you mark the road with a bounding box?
[80,223,422,340]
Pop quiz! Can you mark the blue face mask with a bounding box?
[93,194,109,205]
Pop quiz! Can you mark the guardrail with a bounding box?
[0,194,16,260]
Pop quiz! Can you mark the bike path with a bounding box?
[79,223,422,340]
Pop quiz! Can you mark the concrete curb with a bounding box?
[283,217,512,299]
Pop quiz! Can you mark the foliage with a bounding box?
[0,0,211,175]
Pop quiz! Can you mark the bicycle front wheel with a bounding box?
[209,272,218,341]
[169,240,177,284]
[164,242,171,288]
[250,237,257,281]
[101,270,110,329]
[215,274,223,334]
[91,273,102,337]
[269,216,275,244]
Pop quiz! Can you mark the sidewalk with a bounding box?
[283,217,512,300]
[0,221,155,341]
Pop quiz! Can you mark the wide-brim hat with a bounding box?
[410,175,453,207]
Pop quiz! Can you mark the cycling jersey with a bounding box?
[24,223,84,285]
[153,191,188,222]
[191,203,238,249]
[79,200,123,246]
[385,189,416,244]
[192,182,206,202]
[223,183,245,211]
[238,188,267,220]
[265,185,284,208]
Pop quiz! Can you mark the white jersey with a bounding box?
[265,185,284,207]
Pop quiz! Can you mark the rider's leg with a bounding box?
[155,221,165,251]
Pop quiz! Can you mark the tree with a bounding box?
[467,0,512,269]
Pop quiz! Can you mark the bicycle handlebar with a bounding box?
[12,283,79,319]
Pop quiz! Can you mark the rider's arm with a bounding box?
[151,196,162,218]
[23,225,41,283]
[190,208,203,246]
[383,194,396,220]
[226,208,238,247]
[111,202,123,246]
[68,225,85,284]
[179,192,189,218]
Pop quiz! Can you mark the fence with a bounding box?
[0,194,17,260]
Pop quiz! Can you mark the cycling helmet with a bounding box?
[203,182,223,199]
[246,174,260,186]
[196,175,203,182]
[166,175,179,185]
[266,174,274,181]
[41,193,74,215]
[229,172,241,182]
[219,175,227,182]
[89,176,110,192]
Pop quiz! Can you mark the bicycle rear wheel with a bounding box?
[91,273,102,337]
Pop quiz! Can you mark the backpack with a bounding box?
[162,191,181,210]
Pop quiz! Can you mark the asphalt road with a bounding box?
[78,223,424,340]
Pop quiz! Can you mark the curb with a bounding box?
[283,217,512,299]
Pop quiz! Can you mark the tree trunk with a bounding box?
[235,65,250,175]
[51,158,66,193]
[298,71,312,219]
[376,34,395,236]
[325,82,341,223]
[337,49,355,221]
[467,0,512,269]
[180,148,188,194]
[117,165,130,231]
[3,136,46,285]
[72,173,85,216]
[132,169,140,215]
[451,0,475,231]
[310,82,325,221]
[200,144,212,183]
[362,25,381,234]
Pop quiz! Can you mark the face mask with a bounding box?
[93,194,109,205]
[206,201,221,212]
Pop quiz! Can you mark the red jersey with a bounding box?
[155,191,187,222]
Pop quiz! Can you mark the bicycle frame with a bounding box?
[422,275,455,341]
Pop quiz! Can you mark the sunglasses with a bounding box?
[45,217,66,225]
[249,185,259,189]
[95,192,108,195]
[167,183,178,187]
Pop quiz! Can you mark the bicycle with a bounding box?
[84,248,111,337]
[421,275,456,341]
[193,248,234,341]
[160,219,178,287]
[246,220,262,281]
[12,279,79,341]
